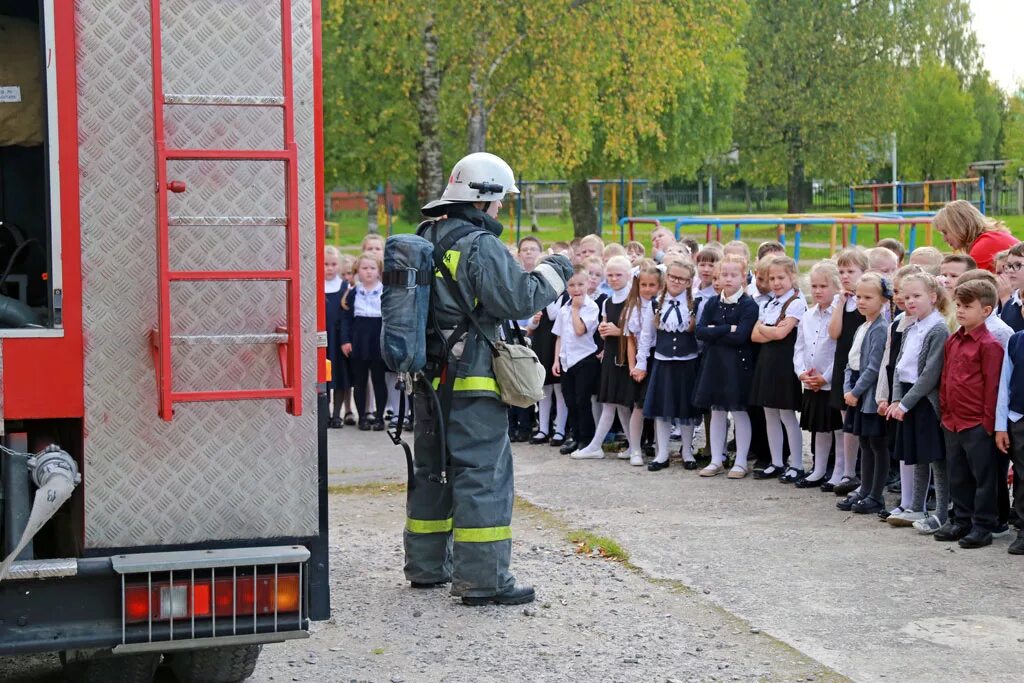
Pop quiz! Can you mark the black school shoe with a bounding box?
[328,417,343,429]
[559,439,578,455]
[463,583,536,606]
[794,476,825,489]
[836,491,865,511]
[753,464,784,480]
[851,496,885,514]
[833,476,861,496]
[372,419,386,432]
[682,460,698,470]
[358,418,371,431]
[819,481,837,493]
[934,522,970,542]
[958,529,993,549]
[549,434,565,448]
[344,412,357,426]
[779,468,806,484]
[1008,531,1024,555]
[529,432,550,445]
[647,459,671,472]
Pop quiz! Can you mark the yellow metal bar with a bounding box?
[626,180,633,218]
[830,223,837,253]
[899,224,905,245]
[610,184,618,226]
[923,183,930,211]
[926,222,933,246]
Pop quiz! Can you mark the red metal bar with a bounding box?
[172,389,296,403]
[312,0,327,386]
[875,224,881,243]
[281,0,302,415]
[951,182,958,200]
[151,0,173,420]
[168,270,293,281]
[871,187,878,212]
[706,224,712,242]
[163,148,290,161]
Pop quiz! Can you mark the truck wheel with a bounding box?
[61,653,160,683]
[168,644,262,683]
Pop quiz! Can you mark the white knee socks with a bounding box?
[584,404,618,452]
[553,384,568,436]
[809,431,834,481]
[654,419,672,464]
[710,410,751,469]
[628,407,644,456]
[842,431,860,479]
[763,408,804,470]
[538,386,554,436]
[899,461,915,510]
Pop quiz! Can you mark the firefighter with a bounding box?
[404,152,573,605]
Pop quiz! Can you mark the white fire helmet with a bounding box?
[421,152,520,216]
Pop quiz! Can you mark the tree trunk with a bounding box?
[785,125,807,214]
[415,13,445,213]
[744,182,752,212]
[568,179,598,238]
[655,182,667,212]
[466,67,487,153]
[365,190,379,233]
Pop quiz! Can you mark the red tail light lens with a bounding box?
[124,573,300,623]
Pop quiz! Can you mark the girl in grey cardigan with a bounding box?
[839,274,892,514]
[884,273,953,533]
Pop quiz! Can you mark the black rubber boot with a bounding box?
[462,583,536,606]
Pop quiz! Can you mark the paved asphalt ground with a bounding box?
[3,423,1022,682]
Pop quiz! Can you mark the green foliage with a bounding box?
[968,74,1006,162]
[898,62,980,179]
[1004,93,1024,171]
[734,0,901,189]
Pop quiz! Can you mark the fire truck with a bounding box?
[0,1,330,680]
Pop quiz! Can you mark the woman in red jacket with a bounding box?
[934,199,1018,272]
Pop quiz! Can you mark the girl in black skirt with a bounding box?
[838,273,892,514]
[640,260,703,471]
[529,292,570,445]
[749,256,807,481]
[882,272,951,530]
[792,262,844,488]
[571,256,638,461]
[828,248,869,492]
[626,262,663,461]
[325,246,351,429]
[694,255,761,479]
[340,252,388,432]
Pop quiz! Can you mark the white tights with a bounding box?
[710,410,751,469]
[654,419,695,463]
[583,403,641,454]
[809,430,842,481]
[538,384,568,437]
[826,414,859,484]
[763,408,803,470]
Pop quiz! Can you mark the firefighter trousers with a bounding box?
[403,392,516,598]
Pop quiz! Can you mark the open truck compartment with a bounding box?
[1,1,330,676]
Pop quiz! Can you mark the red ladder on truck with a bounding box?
[148,0,302,421]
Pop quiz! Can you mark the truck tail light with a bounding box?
[124,573,300,623]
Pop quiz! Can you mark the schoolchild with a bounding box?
[876,238,906,266]
[746,255,780,471]
[571,256,639,461]
[792,262,844,488]
[836,273,892,513]
[999,243,1024,332]
[827,248,868,494]
[995,329,1024,555]
[626,240,646,265]
[361,233,384,260]
[625,261,663,462]
[881,273,951,529]
[723,240,759,297]
[907,246,943,270]
[693,255,760,479]
[361,232,397,422]
[506,237,544,442]
[868,247,899,277]
[528,286,569,447]
[994,250,1013,313]
[958,269,1014,348]
[938,254,976,289]
[340,252,388,431]
[937,280,1004,548]
[756,241,785,261]
[873,264,923,515]
[552,265,601,455]
[639,259,703,471]
[324,246,351,428]
[749,256,807,481]
[693,246,722,312]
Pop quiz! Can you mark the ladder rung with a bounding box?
[164,149,290,161]
[169,270,293,282]
[172,388,296,403]
[169,333,289,346]
[164,93,285,107]
[169,216,288,227]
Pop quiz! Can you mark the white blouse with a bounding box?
[793,300,837,389]
[553,297,600,371]
[352,282,383,318]
[759,288,807,325]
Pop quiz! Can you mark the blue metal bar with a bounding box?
[909,224,917,252]
[734,223,741,241]
[850,224,858,245]
[979,175,986,214]
[794,224,802,261]
[849,187,855,212]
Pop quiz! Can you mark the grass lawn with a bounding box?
[328,209,1024,268]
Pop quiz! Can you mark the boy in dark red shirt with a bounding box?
[938,279,1005,548]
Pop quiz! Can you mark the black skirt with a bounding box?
[800,389,843,432]
[644,358,702,423]
[532,313,561,386]
[597,351,634,406]
[633,353,654,407]
[842,371,885,437]
[749,332,802,410]
[830,307,866,409]
[894,383,945,465]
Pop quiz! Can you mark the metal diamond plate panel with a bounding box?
[75,0,319,549]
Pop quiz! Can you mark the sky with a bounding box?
[969,0,1023,94]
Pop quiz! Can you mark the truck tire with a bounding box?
[168,644,262,683]
[61,653,160,683]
